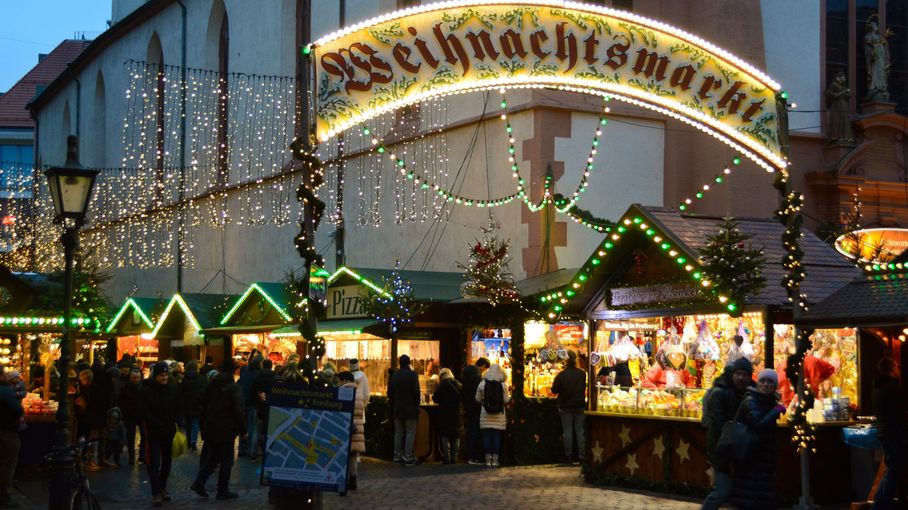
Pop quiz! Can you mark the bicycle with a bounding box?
[45,439,102,510]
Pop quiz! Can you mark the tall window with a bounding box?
[826,0,908,114]
[217,12,229,187]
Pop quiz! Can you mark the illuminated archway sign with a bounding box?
[311,0,786,172]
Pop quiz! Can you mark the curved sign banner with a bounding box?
[312,1,785,169]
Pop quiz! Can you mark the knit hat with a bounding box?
[731,357,754,375]
[151,361,170,378]
[757,369,778,385]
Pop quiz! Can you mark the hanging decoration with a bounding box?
[458,219,519,306]
[698,217,766,316]
[677,156,743,212]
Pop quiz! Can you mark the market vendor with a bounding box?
[776,353,836,407]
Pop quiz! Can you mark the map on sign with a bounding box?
[261,384,355,493]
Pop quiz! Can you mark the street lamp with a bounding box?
[44,135,98,510]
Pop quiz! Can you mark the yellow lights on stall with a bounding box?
[220,283,294,325]
[542,210,733,318]
[150,294,203,338]
[105,298,156,333]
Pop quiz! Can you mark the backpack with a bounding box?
[482,380,504,414]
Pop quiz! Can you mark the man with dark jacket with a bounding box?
[701,357,754,510]
[139,361,181,507]
[191,362,246,500]
[0,366,24,508]
[237,353,262,458]
[872,357,906,509]
[388,354,420,464]
[180,360,207,451]
[120,368,144,465]
[199,355,215,378]
[551,350,587,463]
[462,357,489,465]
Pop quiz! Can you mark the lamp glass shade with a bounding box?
[44,167,98,221]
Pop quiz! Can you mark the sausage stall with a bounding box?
[540,205,864,504]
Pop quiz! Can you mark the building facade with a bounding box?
[23,0,908,302]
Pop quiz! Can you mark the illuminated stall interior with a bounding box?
[538,205,861,421]
[202,282,299,366]
[469,320,588,398]
[151,293,236,366]
[318,267,464,395]
[106,297,169,367]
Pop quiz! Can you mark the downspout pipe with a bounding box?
[176,0,187,293]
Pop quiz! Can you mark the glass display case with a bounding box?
[595,384,706,419]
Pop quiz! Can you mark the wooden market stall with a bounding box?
[543,205,866,504]
[150,293,236,369]
[200,282,300,368]
[105,297,169,369]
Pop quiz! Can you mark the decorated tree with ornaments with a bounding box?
[458,220,520,306]
[698,218,766,317]
[362,263,425,339]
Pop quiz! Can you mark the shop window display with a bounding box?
[470,322,588,398]
[325,335,440,396]
[591,313,858,422]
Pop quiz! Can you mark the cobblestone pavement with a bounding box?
[13,454,702,509]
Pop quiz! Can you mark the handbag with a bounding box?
[715,398,755,463]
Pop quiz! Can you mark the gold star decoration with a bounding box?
[625,453,639,474]
[676,439,691,463]
[618,425,632,447]
[591,440,604,463]
[652,435,665,460]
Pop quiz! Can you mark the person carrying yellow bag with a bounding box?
[172,429,188,459]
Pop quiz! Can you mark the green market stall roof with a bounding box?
[151,293,237,339]
[800,271,908,327]
[541,204,860,318]
[271,318,382,337]
[219,282,294,327]
[328,267,465,302]
[105,297,170,333]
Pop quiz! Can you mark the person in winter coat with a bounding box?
[432,368,462,463]
[729,368,785,510]
[120,368,143,465]
[701,357,754,510]
[388,354,420,464]
[252,359,276,455]
[339,371,365,490]
[462,358,489,465]
[349,359,370,410]
[551,350,587,464]
[872,357,907,509]
[199,355,215,378]
[0,366,24,509]
[5,370,26,401]
[475,363,510,467]
[180,360,207,451]
[191,362,246,501]
[139,361,181,507]
[237,353,262,459]
[101,407,127,467]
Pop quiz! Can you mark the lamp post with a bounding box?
[44,135,98,510]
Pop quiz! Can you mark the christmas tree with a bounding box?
[458,220,519,306]
[699,218,766,317]
[362,264,424,335]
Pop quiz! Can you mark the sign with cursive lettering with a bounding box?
[608,282,703,308]
[312,2,783,167]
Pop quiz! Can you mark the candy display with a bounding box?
[22,392,58,416]
[596,385,705,419]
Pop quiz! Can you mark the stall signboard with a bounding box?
[553,324,584,345]
[608,283,702,308]
[312,2,784,169]
[834,228,908,263]
[261,383,355,493]
[326,285,368,319]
